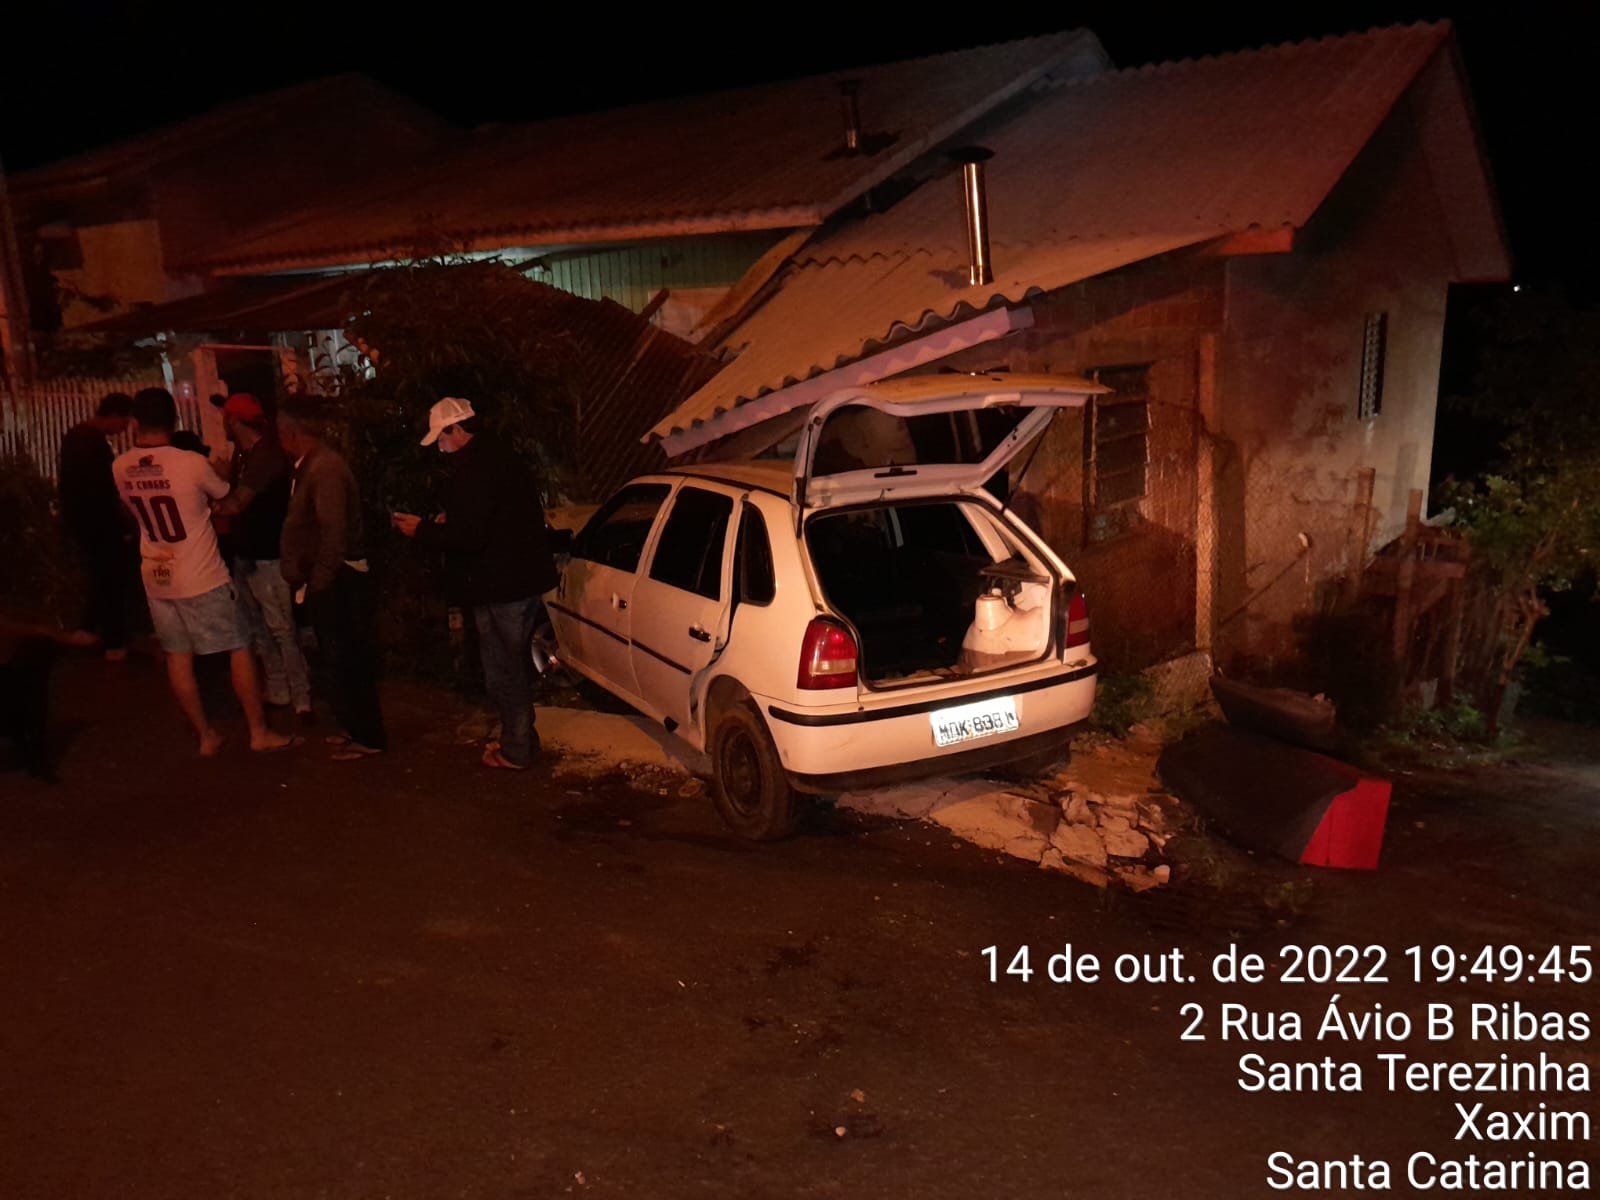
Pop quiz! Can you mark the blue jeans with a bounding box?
[474,599,539,766]
[234,558,311,710]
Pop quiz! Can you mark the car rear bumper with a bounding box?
[784,721,1088,793]
[756,662,1096,791]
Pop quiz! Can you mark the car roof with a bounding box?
[663,458,793,496]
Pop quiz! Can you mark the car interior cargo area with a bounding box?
[805,500,1054,685]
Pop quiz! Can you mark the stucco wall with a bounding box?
[889,87,1459,671]
[58,220,202,327]
[1217,90,1455,661]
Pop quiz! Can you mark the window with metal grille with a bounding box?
[1359,312,1387,419]
[1085,364,1150,543]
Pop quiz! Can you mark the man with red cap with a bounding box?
[211,393,312,724]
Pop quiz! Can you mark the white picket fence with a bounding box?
[0,377,200,479]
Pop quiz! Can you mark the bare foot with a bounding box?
[199,729,225,756]
[250,731,301,753]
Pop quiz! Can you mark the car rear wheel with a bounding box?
[710,703,799,841]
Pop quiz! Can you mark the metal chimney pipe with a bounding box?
[839,80,862,154]
[953,147,995,287]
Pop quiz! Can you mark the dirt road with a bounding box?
[1,655,1593,1197]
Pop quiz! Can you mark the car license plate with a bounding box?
[930,696,1019,748]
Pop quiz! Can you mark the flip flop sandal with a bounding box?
[481,746,527,771]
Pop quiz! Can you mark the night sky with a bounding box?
[3,3,1594,293]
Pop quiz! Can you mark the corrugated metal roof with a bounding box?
[190,31,1108,273]
[655,22,1457,444]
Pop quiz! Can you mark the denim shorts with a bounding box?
[148,582,249,655]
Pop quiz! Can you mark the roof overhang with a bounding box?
[79,274,361,337]
[205,207,825,276]
[657,304,1034,457]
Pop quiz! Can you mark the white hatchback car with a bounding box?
[546,374,1104,839]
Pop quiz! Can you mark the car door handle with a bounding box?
[688,626,711,642]
[612,593,628,610]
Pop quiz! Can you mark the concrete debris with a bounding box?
[1086,789,1141,816]
[928,792,1056,862]
[533,704,1181,892]
[1098,815,1151,859]
[1115,865,1166,893]
[840,757,1179,891]
[1049,820,1108,868]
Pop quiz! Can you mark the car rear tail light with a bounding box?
[1064,590,1091,649]
[797,618,858,689]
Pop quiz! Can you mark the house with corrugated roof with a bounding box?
[178,31,1110,336]
[34,32,1112,490]
[8,75,451,332]
[648,21,1508,672]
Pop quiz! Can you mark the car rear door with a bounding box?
[627,484,739,731]
[551,481,672,699]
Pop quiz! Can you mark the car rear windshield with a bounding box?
[810,405,1030,476]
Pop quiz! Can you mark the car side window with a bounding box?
[733,505,775,606]
[571,483,672,572]
[647,486,734,600]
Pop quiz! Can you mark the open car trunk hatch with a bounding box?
[794,373,1106,512]
[804,497,1064,687]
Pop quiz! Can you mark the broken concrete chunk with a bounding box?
[1049,820,1108,867]
[931,793,1057,857]
[1060,791,1091,825]
[1115,865,1166,892]
[1098,815,1151,859]
[1136,799,1169,832]
[1090,790,1143,816]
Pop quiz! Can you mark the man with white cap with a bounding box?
[393,397,556,770]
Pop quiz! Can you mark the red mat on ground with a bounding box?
[1158,725,1391,870]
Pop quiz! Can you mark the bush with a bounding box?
[311,261,585,684]
[1408,698,1491,744]
[1089,671,1156,736]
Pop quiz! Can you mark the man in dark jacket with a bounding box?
[277,396,386,760]
[57,392,137,659]
[393,397,556,770]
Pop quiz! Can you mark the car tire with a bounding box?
[710,702,800,841]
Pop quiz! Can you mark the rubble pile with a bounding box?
[838,728,1182,891]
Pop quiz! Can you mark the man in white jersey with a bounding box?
[114,388,296,756]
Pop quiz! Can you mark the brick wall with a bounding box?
[912,254,1226,670]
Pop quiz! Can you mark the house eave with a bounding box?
[200,208,826,276]
[657,304,1035,457]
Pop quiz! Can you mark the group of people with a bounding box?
[58,387,554,771]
